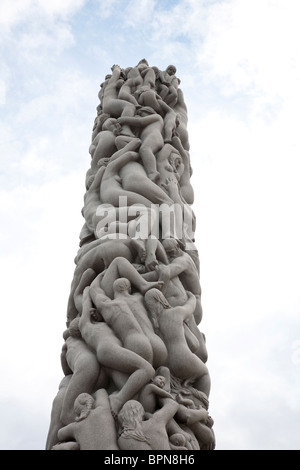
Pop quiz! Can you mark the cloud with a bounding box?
[197,0,300,102]
[0,0,87,28]
[123,0,156,27]
[0,80,6,105]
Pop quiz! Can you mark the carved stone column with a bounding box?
[46,60,215,451]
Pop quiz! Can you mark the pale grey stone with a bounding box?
[46,60,214,450]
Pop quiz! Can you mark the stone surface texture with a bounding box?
[46,60,215,451]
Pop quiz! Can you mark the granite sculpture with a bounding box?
[46,60,215,451]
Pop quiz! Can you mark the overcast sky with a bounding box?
[0,0,300,450]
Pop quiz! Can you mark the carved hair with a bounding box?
[170,375,209,410]
[144,289,171,310]
[74,393,94,421]
[118,400,150,444]
[144,289,171,332]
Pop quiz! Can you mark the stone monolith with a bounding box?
[46,60,215,451]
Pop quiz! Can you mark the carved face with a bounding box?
[166,65,176,75]
[153,375,166,388]
[169,154,182,173]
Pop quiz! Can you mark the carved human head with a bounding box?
[137,58,149,69]
[118,400,144,427]
[144,289,171,315]
[166,65,176,75]
[113,278,131,294]
[162,237,181,258]
[74,393,95,421]
[152,375,166,389]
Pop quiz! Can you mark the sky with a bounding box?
[0,0,299,450]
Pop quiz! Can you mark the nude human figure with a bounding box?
[161,175,196,249]
[99,148,160,206]
[96,275,167,368]
[173,88,190,150]
[87,116,137,181]
[74,236,168,283]
[161,237,203,324]
[102,64,136,137]
[157,366,215,450]
[57,391,119,450]
[67,240,134,324]
[83,137,142,234]
[82,144,176,243]
[88,115,117,174]
[171,135,194,205]
[79,287,155,416]
[117,398,179,450]
[144,289,210,397]
[155,143,184,193]
[89,256,164,301]
[89,277,160,365]
[133,64,163,115]
[117,107,165,182]
[97,145,180,240]
[157,65,180,108]
[59,318,105,425]
[131,240,207,363]
[83,138,175,240]
[118,60,149,106]
[138,375,173,415]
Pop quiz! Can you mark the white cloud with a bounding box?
[36,0,87,18]
[0,80,6,105]
[197,0,300,101]
[0,0,87,27]
[0,0,33,27]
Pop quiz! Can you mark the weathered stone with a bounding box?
[46,61,215,451]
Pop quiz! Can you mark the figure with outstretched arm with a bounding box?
[79,287,155,416]
[90,256,164,300]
